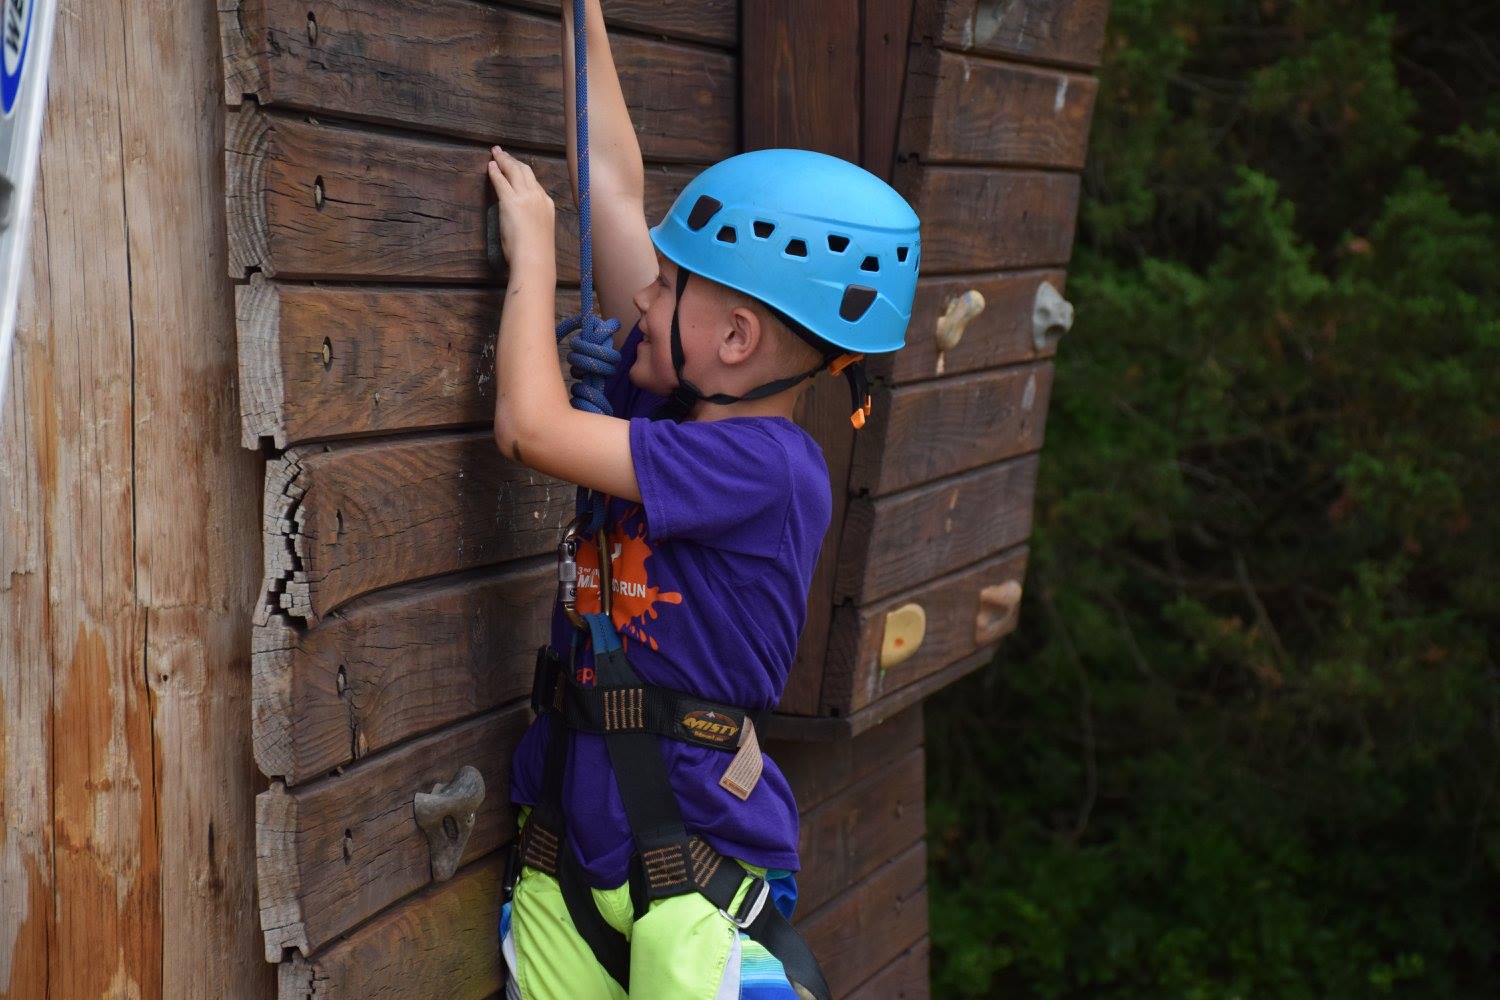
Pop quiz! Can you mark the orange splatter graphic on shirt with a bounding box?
[575,514,684,651]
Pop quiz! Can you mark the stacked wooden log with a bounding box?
[781,0,1106,731]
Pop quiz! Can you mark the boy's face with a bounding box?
[629,253,712,397]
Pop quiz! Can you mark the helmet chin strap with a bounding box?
[650,266,872,427]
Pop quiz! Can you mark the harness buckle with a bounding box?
[558,514,589,630]
[721,876,771,930]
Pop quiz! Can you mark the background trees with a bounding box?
[927,1,1499,994]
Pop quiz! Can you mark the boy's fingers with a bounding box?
[486,160,511,194]
[498,151,543,193]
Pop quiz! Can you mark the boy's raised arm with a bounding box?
[563,0,657,343]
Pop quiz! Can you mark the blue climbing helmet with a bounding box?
[648,148,921,427]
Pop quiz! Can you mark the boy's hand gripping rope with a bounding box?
[554,0,620,536]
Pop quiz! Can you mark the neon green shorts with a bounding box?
[501,861,755,1000]
[500,809,801,1000]
[501,863,810,995]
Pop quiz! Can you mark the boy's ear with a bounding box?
[719,304,762,366]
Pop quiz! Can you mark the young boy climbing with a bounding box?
[485,2,920,998]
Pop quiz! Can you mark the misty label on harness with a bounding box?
[681,709,740,745]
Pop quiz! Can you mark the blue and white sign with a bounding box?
[2,0,34,116]
[0,0,55,413]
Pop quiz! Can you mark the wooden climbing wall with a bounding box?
[217,0,1107,997]
[773,0,1107,735]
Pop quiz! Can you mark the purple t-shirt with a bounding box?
[509,326,832,886]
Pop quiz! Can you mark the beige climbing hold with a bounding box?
[880,603,928,670]
[935,289,986,354]
[975,580,1024,644]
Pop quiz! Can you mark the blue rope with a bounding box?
[555,0,620,534]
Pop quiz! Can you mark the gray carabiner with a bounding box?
[558,514,589,630]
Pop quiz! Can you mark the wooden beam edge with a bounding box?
[258,447,314,629]
[251,617,301,782]
[766,643,999,742]
[225,102,271,279]
[256,782,309,962]
[217,0,265,106]
[236,274,286,450]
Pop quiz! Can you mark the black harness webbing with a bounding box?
[515,638,832,1000]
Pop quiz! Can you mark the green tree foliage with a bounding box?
[927,1,1499,994]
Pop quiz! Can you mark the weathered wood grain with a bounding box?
[5,6,160,996]
[848,938,931,999]
[226,107,691,282]
[901,166,1081,274]
[141,0,286,984]
[253,560,554,785]
[838,453,1040,605]
[275,856,506,1000]
[799,842,929,998]
[1,162,57,1000]
[510,0,738,47]
[824,546,1029,715]
[224,0,734,163]
[769,705,924,812]
[916,0,1111,68]
[743,0,865,717]
[258,431,571,627]
[869,270,1066,385]
[2,1,272,995]
[904,49,1098,168]
[256,706,528,960]
[852,362,1053,495]
[863,0,918,180]
[795,748,925,914]
[235,281,587,449]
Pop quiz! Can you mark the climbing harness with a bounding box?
[504,3,833,997]
[517,616,832,999]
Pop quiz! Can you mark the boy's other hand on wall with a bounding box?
[488,147,557,274]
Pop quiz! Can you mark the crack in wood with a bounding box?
[259,448,314,628]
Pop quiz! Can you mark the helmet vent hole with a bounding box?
[896,245,910,263]
[753,221,776,239]
[785,239,808,258]
[860,255,880,273]
[840,285,878,322]
[716,225,737,244]
[686,195,722,231]
[827,234,850,253]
